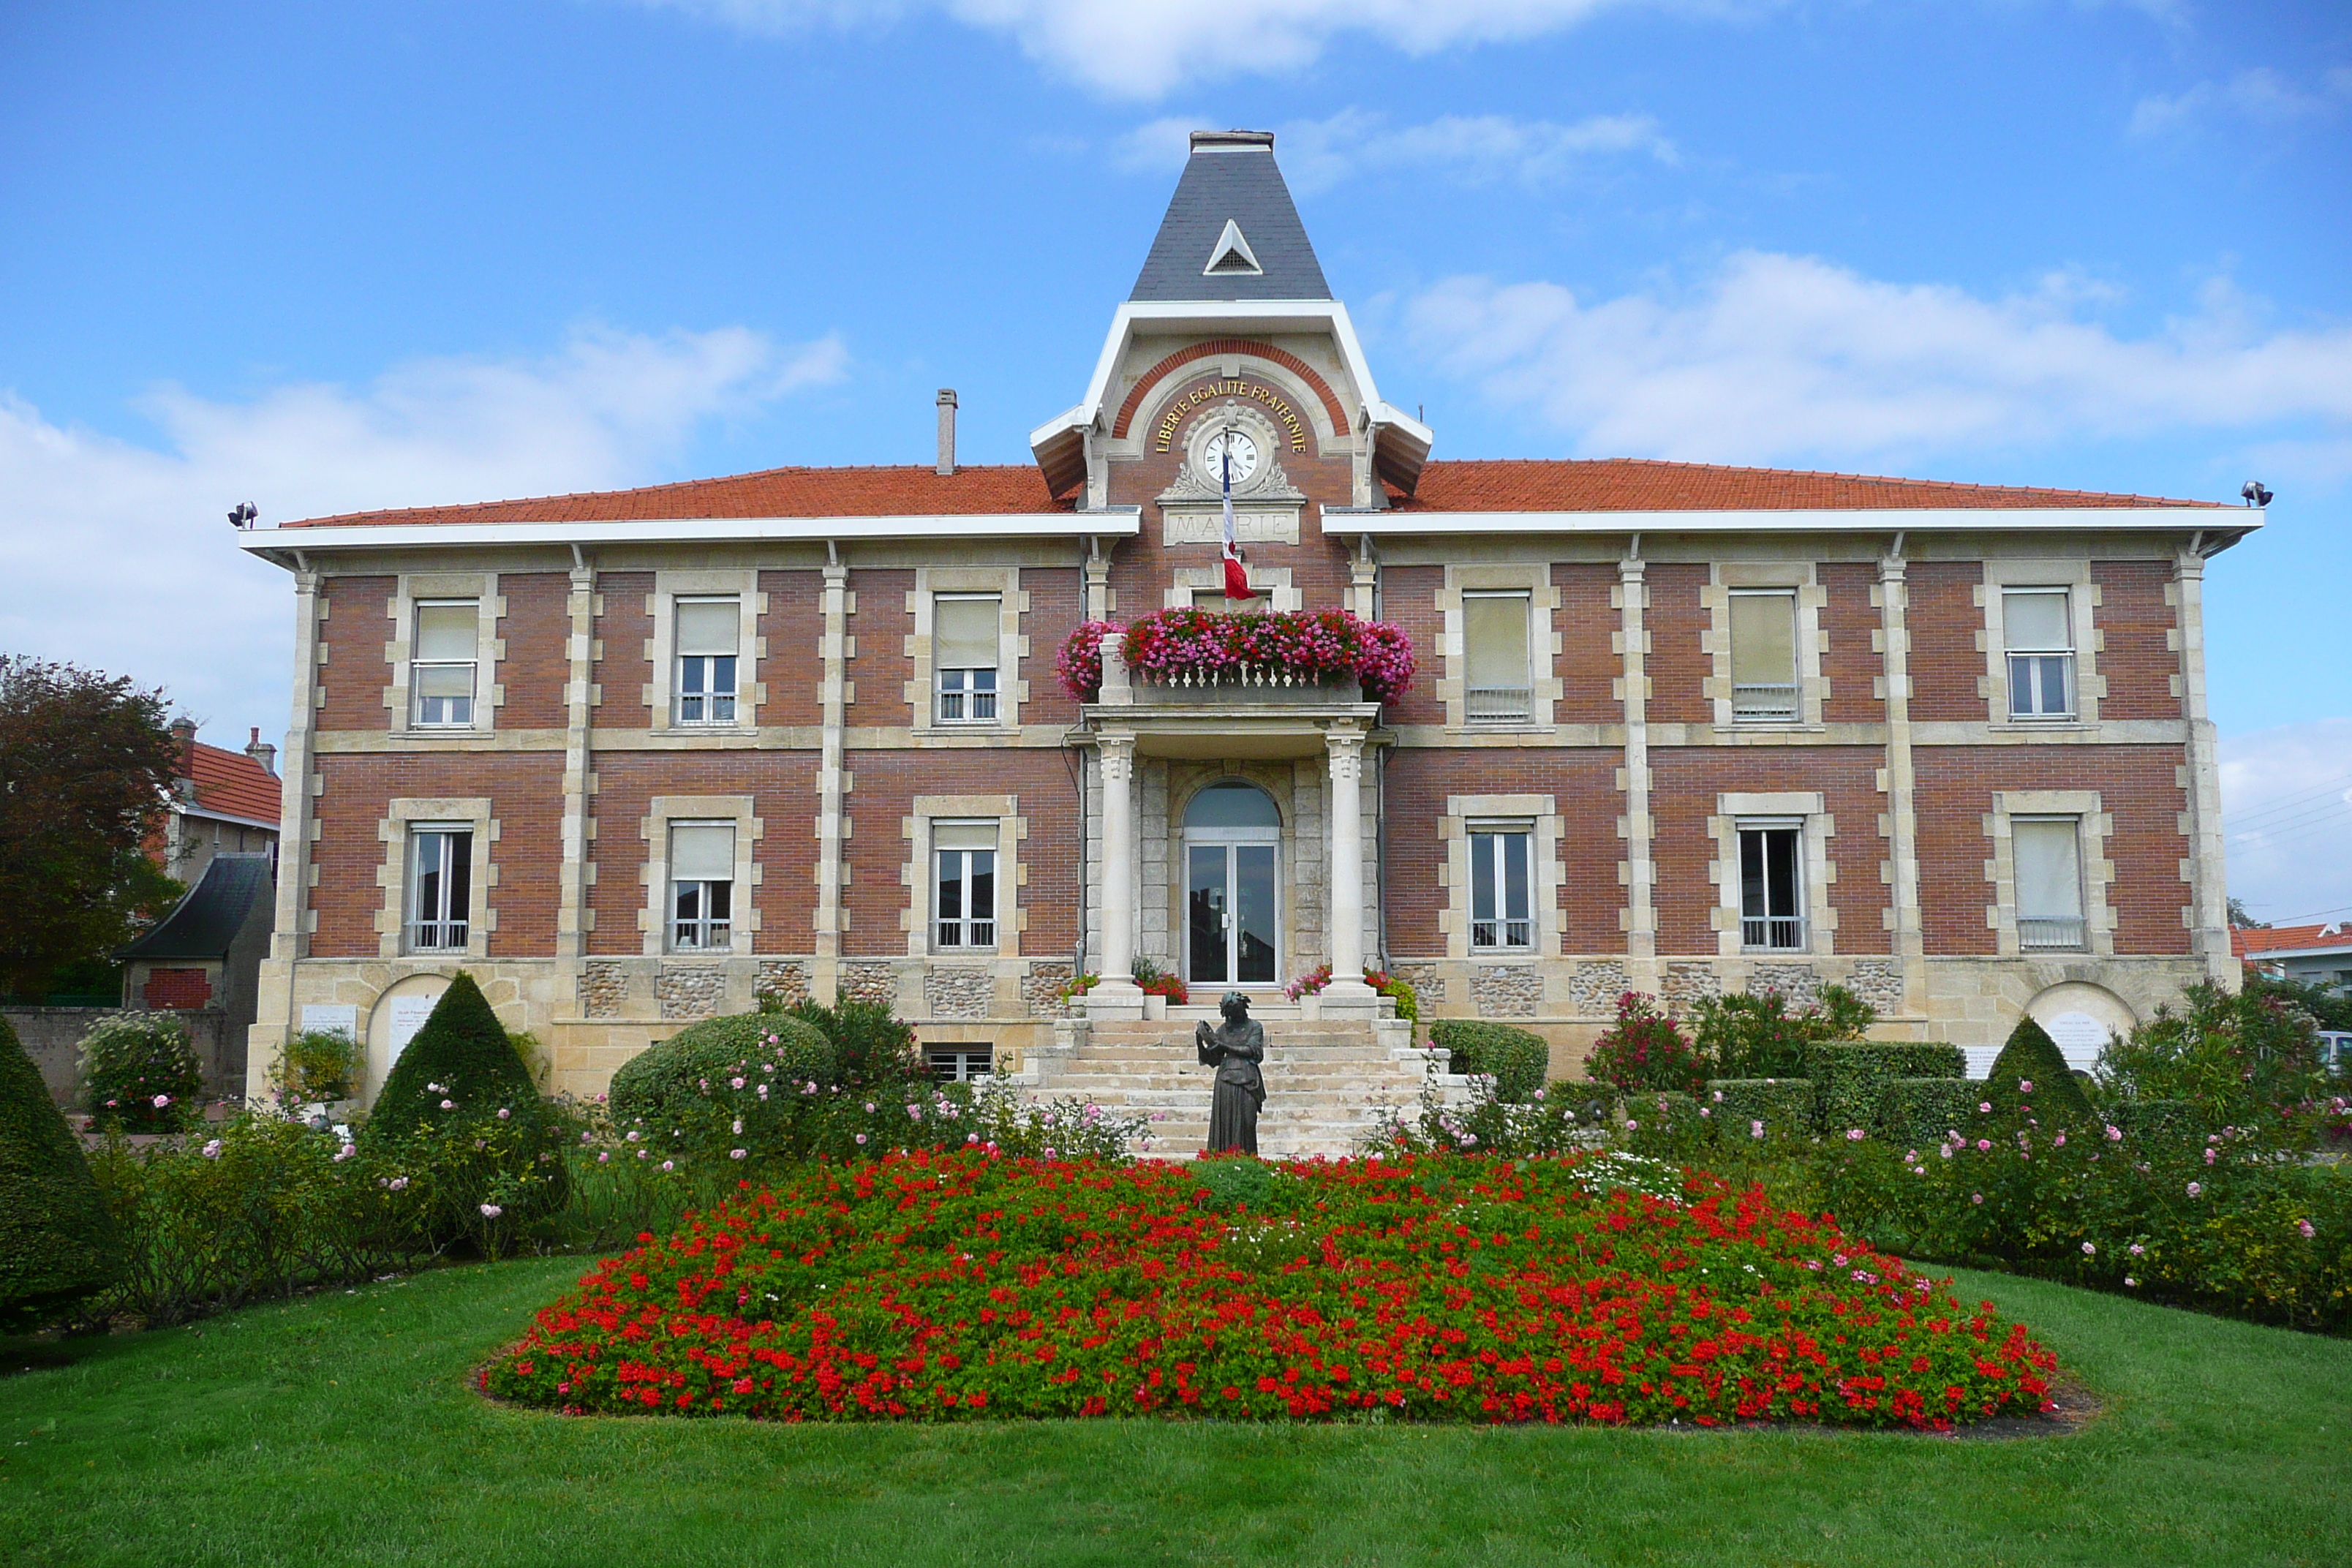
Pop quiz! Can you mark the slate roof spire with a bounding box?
[1130,130,1331,303]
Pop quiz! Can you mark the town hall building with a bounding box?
[236,130,2258,1144]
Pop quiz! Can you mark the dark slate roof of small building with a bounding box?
[118,854,273,961]
[1130,133,1330,303]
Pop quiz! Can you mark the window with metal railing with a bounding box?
[1729,589,1798,722]
[406,826,472,952]
[668,821,736,951]
[674,598,740,726]
[1469,822,1534,950]
[1463,591,1531,722]
[933,596,1001,724]
[933,821,998,949]
[2013,816,2087,950]
[2004,588,2076,720]
[1738,821,1805,951]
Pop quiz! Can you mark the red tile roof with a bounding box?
[186,742,282,826]
[278,457,2226,529]
[2233,923,2352,959]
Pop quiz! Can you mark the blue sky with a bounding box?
[2,0,2348,919]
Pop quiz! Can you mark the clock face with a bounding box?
[1199,429,1259,486]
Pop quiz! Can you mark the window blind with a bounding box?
[933,598,999,668]
[669,823,736,881]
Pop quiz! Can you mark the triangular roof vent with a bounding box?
[1203,219,1262,276]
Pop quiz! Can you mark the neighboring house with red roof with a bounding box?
[155,717,282,886]
[2234,923,2352,997]
[229,129,2260,1134]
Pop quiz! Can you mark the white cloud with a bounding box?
[1112,108,1676,192]
[1403,252,2352,469]
[2221,719,2352,926]
[2130,66,2345,137]
[635,0,1671,98]
[0,325,845,750]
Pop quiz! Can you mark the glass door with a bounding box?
[1186,840,1278,987]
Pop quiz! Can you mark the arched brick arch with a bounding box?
[1110,338,1353,443]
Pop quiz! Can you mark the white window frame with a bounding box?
[2010,814,2087,952]
[1736,818,1808,954]
[386,575,500,736]
[1989,792,2112,957]
[932,821,1000,951]
[1727,587,1801,724]
[931,595,1002,726]
[405,823,474,954]
[2002,587,2076,721]
[926,1043,994,1082]
[1462,591,1534,723]
[1467,820,1535,951]
[408,599,480,728]
[672,597,742,728]
[666,821,736,953]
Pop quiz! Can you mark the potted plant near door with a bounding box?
[1133,959,1188,1019]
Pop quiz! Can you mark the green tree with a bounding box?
[1986,1015,2094,1123]
[0,657,184,995]
[0,1015,119,1328]
[361,974,535,1147]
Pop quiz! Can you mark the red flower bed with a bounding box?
[485,1150,2057,1430]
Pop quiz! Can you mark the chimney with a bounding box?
[170,716,197,800]
[246,725,278,777]
[935,388,957,476]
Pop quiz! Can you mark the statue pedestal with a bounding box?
[1313,978,1381,1019]
[1083,979,1147,1021]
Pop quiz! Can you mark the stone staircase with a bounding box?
[1019,1016,1462,1160]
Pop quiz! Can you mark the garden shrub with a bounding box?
[78,1012,203,1130]
[1584,992,1707,1095]
[2098,981,2331,1144]
[1371,1075,1599,1157]
[1703,1078,1816,1142]
[363,974,535,1146]
[1875,1077,1984,1147]
[1186,1153,1275,1213]
[2104,1098,2199,1142]
[1806,1041,1965,1135]
[0,1015,119,1328]
[1985,1017,2092,1123]
[781,998,921,1086]
[1431,1019,1548,1101]
[272,1028,361,1108]
[1692,984,1875,1079]
[1623,1090,1708,1161]
[609,1011,834,1130]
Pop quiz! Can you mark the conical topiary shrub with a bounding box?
[361,973,536,1147]
[0,1015,120,1330]
[1985,1014,2094,1123]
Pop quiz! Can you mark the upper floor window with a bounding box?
[410,601,478,728]
[1729,589,1798,723]
[1469,821,1534,951]
[2013,817,2086,951]
[1463,592,1532,723]
[933,595,1000,725]
[1738,821,1805,951]
[2004,588,2075,720]
[674,598,740,726]
[932,820,998,949]
[668,821,735,951]
[406,826,471,952]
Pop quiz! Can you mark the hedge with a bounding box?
[1622,1090,1709,1161]
[1875,1078,1986,1147]
[1985,1016,2095,1123]
[1431,1020,1549,1103]
[1703,1078,1816,1142]
[0,1015,119,1328]
[1806,1041,1965,1134]
[611,1011,836,1128]
[2104,1098,2199,1142]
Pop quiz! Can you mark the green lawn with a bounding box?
[0,1255,2343,1567]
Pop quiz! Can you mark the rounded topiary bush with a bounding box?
[610,1011,835,1128]
[361,973,536,1147]
[0,1015,120,1329]
[1986,1016,2094,1123]
[78,1012,203,1130]
[1431,1020,1550,1102]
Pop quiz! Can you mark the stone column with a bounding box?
[1878,552,1924,970]
[2174,548,2235,986]
[555,562,597,962]
[1321,728,1379,1015]
[1088,730,1145,1017]
[813,560,849,1003]
[1618,554,1657,969]
[246,566,323,1100]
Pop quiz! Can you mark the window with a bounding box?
[2013,817,2085,950]
[1469,822,1534,950]
[1729,590,1798,722]
[932,595,1000,724]
[2004,589,2075,719]
[927,1044,993,1082]
[668,822,735,951]
[410,601,478,727]
[1463,592,1532,722]
[674,598,739,725]
[932,821,998,949]
[406,826,472,951]
[1738,821,1804,951]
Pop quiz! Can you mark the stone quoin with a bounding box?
[233,129,2256,1139]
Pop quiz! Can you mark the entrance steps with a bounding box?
[1017,1017,1464,1161]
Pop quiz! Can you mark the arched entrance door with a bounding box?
[1183,780,1280,987]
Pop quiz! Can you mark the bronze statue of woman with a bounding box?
[1195,991,1266,1154]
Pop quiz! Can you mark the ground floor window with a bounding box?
[1469,821,1534,950]
[668,821,735,951]
[406,826,471,952]
[1738,821,1805,951]
[2013,816,2086,951]
[933,821,998,949]
[927,1044,992,1082]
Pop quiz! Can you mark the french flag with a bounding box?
[1220,447,1257,601]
